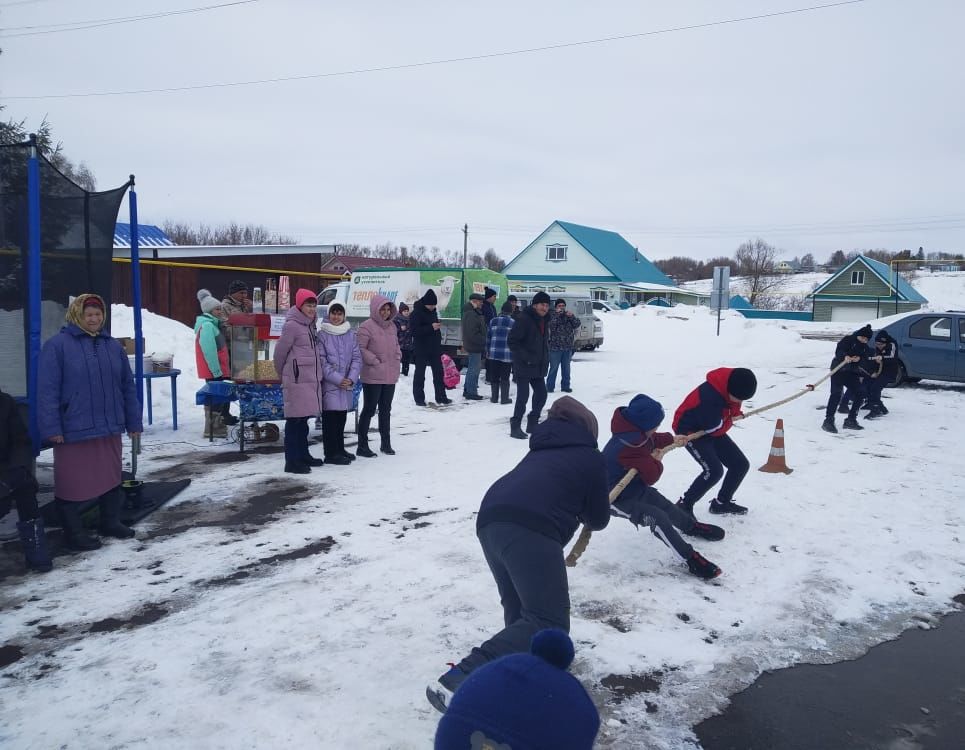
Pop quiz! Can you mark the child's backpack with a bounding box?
[441,354,461,389]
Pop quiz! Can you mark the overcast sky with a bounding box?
[3,0,964,263]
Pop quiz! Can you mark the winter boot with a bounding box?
[202,406,228,438]
[509,418,527,440]
[379,415,395,455]
[490,382,499,403]
[525,413,540,434]
[877,403,889,415]
[821,418,838,434]
[284,461,311,474]
[687,551,722,580]
[16,518,53,573]
[56,499,102,551]
[98,488,136,539]
[684,520,725,541]
[842,417,864,430]
[865,406,884,420]
[837,403,850,415]
[676,497,696,521]
[356,435,377,458]
[709,498,748,515]
[426,664,469,714]
[500,380,512,404]
[302,454,324,467]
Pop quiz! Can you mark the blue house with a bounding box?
[503,220,703,305]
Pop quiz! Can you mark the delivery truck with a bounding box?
[317,267,510,363]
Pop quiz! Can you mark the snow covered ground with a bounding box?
[2,304,965,749]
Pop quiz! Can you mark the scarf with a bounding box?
[320,320,351,335]
[65,293,107,336]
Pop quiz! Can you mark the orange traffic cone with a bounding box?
[759,418,793,474]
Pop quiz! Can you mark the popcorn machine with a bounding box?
[227,313,281,383]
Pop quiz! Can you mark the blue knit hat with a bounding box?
[434,630,600,750]
[623,393,665,432]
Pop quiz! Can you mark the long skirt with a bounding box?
[54,434,122,502]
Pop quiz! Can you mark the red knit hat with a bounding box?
[295,288,316,310]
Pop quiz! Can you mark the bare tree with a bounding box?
[483,248,505,271]
[161,221,297,245]
[800,253,815,272]
[733,238,788,307]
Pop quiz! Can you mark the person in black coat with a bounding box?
[822,324,881,433]
[863,330,898,418]
[1,389,52,572]
[507,291,551,439]
[410,289,450,406]
[427,396,610,712]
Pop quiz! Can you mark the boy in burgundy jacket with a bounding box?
[673,367,757,518]
[602,394,723,580]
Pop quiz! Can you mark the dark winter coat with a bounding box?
[547,310,582,351]
[410,294,442,357]
[481,300,497,326]
[602,407,675,490]
[672,368,744,438]
[37,324,143,444]
[487,314,514,363]
[830,332,876,374]
[507,306,550,379]
[874,331,899,378]
[460,302,487,354]
[393,313,415,351]
[476,417,610,545]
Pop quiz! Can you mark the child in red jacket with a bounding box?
[602,394,724,580]
[674,367,757,518]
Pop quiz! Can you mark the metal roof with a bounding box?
[113,222,175,248]
[810,255,927,303]
[554,221,675,286]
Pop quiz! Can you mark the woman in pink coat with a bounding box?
[356,294,402,457]
[273,289,324,474]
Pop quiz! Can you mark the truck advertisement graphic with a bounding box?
[344,269,506,321]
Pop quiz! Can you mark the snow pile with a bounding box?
[1,304,963,749]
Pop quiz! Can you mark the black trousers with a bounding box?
[457,522,569,675]
[488,361,512,389]
[613,484,695,560]
[321,410,348,458]
[358,383,395,445]
[865,374,887,408]
[413,350,446,404]
[400,349,413,376]
[0,467,41,521]
[512,376,548,421]
[681,433,750,506]
[826,371,865,421]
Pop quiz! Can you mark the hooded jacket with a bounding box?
[273,305,322,418]
[602,406,675,490]
[476,417,610,545]
[194,312,230,379]
[461,301,488,354]
[318,322,362,411]
[672,368,744,438]
[358,294,402,385]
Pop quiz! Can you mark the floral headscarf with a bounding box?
[66,293,107,336]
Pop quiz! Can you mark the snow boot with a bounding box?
[356,435,377,458]
[842,417,864,430]
[709,498,748,515]
[510,418,527,440]
[302,454,324,467]
[490,382,499,403]
[285,461,311,474]
[98,488,136,539]
[865,406,885,420]
[56,499,102,551]
[427,664,469,714]
[379,416,395,455]
[821,418,838,434]
[687,551,722,580]
[684,520,725,541]
[16,517,53,573]
[676,497,697,521]
[525,413,540,434]
[500,380,512,404]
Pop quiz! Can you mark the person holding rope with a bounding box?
[603,394,724,579]
[822,324,880,433]
[674,368,757,518]
[864,330,898,418]
[426,396,609,713]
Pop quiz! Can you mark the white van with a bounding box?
[515,294,603,351]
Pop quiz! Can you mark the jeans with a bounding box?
[546,349,573,391]
[283,417,310,465]
[464,352,482,396]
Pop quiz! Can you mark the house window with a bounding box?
[546,244,567,262]
[590,289,608,301]
[850,270,865,285]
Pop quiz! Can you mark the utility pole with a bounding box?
[462,223,468,267]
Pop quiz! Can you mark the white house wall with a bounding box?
[507,225,613,277]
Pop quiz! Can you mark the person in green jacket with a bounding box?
[194,290,236,436]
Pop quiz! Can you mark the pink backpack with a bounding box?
[441,354,461,389]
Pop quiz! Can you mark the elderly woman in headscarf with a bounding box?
[37,293,142,551]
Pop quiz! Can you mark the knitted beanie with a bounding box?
[228,279,248,295]
[295,288,316,310]
[532,291,552,305]
[197,289,221,314]
[623,393,665,432]
[727,368,757,400]
[434,629,600,750]
[854,324,873,339]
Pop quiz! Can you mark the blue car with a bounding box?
[881,311,965,385]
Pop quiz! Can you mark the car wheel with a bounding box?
[892,361,921,387]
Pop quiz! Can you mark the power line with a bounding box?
[0,0,261,37]
[5,0,870,100]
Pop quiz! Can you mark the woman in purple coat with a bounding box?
[37,294,142,551]
[273,289,324,474]
[356,294,402,458]
[317,303,362,465]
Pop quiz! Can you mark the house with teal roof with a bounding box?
[808,255,927,322]
[503,220,703,306]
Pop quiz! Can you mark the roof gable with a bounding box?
[554,221,673,286]
[810,255,927,303]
